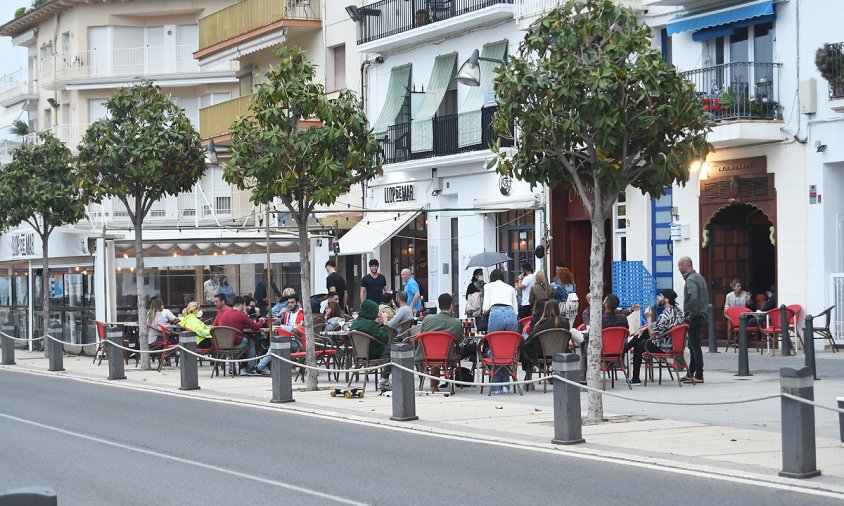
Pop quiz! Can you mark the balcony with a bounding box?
[0,123,89,164]
[0,69,38,107]
[513,0,561,20]
[196,0,321,59]
[818,41,844,108]
[381,106,512,164]
[356,0,514,54]
[682,62,785,148]
[199,95,252,140]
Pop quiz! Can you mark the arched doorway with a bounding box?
[704,202,775,338]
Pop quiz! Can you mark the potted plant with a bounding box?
[415,9,429,26]
[815,43,844,97]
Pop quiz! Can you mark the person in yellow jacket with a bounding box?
[180,301,212,349]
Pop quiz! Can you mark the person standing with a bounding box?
[678,256,708,384]
[217,275,234,305]
[401,268,422,314]
[325,260,348,311]
[483,268,519,394]
[466,268,484,298]
[516,261,535,319]
[360,259,388,305]
[203,272,219,303]
[528,270,554,309]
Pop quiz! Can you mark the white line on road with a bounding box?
[0,412,370,506]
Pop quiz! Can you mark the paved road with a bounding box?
[0,369,840,505]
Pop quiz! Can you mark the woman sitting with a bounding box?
[521,300,570,390]
[324,301,346,332]
[146,297,176,345]
[180,301,213,349]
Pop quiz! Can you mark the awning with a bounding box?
[410,53,456,153]
[371,64,411,137]
[337,209,421,256]
[458,40,508,148]
[0,102,24,128]
[666,0,774,36]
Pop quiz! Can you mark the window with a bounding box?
[651,189,673,289]
[43,108,52,128]
[331,45,346,90]
[613,192,627,261]
[496,210,535,285]
[660,28,672,64]
[216,196,231,215]
[88,99,108,123]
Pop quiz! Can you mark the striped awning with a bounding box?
[411,53,456,153]
[372,64,411,137]
[458,40,508,148]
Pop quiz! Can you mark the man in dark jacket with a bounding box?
[679,256,708,384]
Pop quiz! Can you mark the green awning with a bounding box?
[458,40,507,148]
[411,53,456,153]
[372,64,411,137]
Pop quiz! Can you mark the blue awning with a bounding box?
[691,14,775,42]
[666,0,774,36]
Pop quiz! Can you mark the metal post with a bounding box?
[837,397,844,448]
[552,353,585,445]
[804,315,818,380]
[271,334,294,404]
[1,324,15,365]
[179,331,200,391]
[47,324,63,372]
[707,303,718,353]
[0,486,57,505]
[779,366,821,478]
[780,304,791,356]
[106,325,125,380]
[390,343,418,422]
[736,313,752,377]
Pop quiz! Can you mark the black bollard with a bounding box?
[552,353,585,445]
[736,313,752,377]
[707,304,718,353]
[106,325,126,380]
[47,324,63,372]
[390,343,418,422]
[179,331,200,391]
[779,366,821,479]
[804,315,818,380]
[1,324,15,365]
[271,334,294,404]
[780,304,791,356]
[837,397,844,448]
[0,486,57,505]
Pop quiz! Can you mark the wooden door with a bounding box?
[708,225,751,339]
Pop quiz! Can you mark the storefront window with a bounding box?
[497,210,535,284]
[391,214,428,303]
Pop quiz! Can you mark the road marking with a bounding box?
[0,412,370,506]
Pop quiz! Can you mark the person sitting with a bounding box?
[212,293,231,326]
[622,289,684,385]
[581,292,640,328]
[324,301,345,332]
[387,291,414,335]
[320,291,339,315]
[525,299,544,336]
[243,295,260,321]
[217,296,263,374]
[379,292,397,322]
[146,296,176,345]
[529,270,555,310]
[415,293,466,392]
[601,294,630,329]
[762,285,777,312]
[521,300,570,390]
[724,278,751,315]
[180,301,213,349]
[350,298,390,364]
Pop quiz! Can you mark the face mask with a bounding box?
[196,310,203,318]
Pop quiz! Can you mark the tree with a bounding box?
[225,46,381,391]
[0,132,87,352]
[490,0,710,422]
[77,81,205,370]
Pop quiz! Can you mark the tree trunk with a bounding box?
[585,206,607,424]
[41,230,50,358]
[297,216,318,391]
[134,199,150,371]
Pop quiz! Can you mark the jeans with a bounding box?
[488,305,517,393]
[687,315,705,379]
[623,333,661,380]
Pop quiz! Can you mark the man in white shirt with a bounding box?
[517,261,535,319]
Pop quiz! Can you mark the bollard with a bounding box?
[390,343,418,422]
[106,326,126,380]
[1,324,15,365]
[271,334,294,404]
[837,397,844,448]
[179,331,200,391]
[804,315,818,380]
[779,366,821,479]
[47,325,63,372]
[736,313,752,377]
[707,304,718,353]
[780,304,791,356]
[0,486,57,506]
[552,353,585,445]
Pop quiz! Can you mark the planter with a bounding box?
[415,10,429,26]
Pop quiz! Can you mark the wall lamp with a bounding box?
[47,98,60,108]
[815,140,827,153]
[455,49,507,87]
[205,139,218,165]
[345,5,381,22]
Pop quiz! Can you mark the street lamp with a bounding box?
[455,49,507,87]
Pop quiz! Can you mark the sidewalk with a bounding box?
[4,347,844,495]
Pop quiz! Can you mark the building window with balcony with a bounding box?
[330,44,346,91]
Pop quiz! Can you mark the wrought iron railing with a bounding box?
[818,42,844,98]
[682,62,783,121]
[358,0,511,45]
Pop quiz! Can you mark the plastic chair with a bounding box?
[346,330,390,391]
[600,326,631,390]
[786,304,802,349]
[415,331,459,395]
[209,326,248,378]
[477,331,523,396]
[518,316,532,333]
[760,307,796,355]
[284,326,338,383]
[810,305,837,352]
[521,328,571,392]
[643,324,690,387]
[155,324,180,372]
[724,307,759,353]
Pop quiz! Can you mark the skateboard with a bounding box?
[330,388,364,399]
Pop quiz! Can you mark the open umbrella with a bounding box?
[465,251,512,269]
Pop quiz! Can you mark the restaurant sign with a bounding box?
[10,232,34,258]
[384,184,415,204]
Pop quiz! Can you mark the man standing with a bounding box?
[678,256,708,384]
[516,261,535,319]
[400,268,422,314]
[360,259,388,305]
[325,260,348,311]
[203,272,219,303]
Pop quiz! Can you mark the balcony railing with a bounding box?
[381,106,512,164]
[40,45,200,84]
[682,62,783,121]
[199,95,252,139]
[514,0,561,19]
[0,124,89,164]
[358,0,512,45]
[198,0,321,50]
[0,69,36,104]
[819,42,844,98]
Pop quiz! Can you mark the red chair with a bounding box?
[786,304,802,348]
[155,323,180,372]
[415,331,459,395]
[278,327,338,383]
[477,331,523,396]
[93,320,108,365]
[724,307,759,353]
[643,324,689,387]
[600,327,631,390]
[760,307,796,355]
[518,316,532,334]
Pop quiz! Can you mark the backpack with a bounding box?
[562,292,579,324]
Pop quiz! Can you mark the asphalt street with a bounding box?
[0,369,840,505]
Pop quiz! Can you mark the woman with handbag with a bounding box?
[482,268,519,393]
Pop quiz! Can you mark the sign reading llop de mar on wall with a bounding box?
[0,229,90,262]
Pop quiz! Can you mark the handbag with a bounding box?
[474,313,489,332]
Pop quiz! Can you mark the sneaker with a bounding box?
[259,368,271,376]
[629,378,642,386]
[378,378,391,391]
[243,367,259,376]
